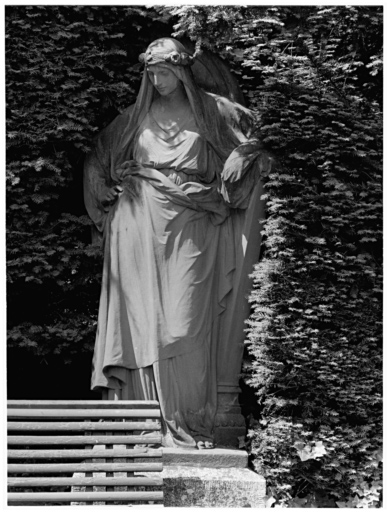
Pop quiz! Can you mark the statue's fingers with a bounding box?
[121,160,138,169]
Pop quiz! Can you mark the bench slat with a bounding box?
[8,409,160,419]
[7,400,160,409]
[8,476,163,487]
[8,462,163,473]
[8,435,162,445]
[8,491,164,502]
[7,400,163,506]
[8,421,161,432]
[8,448,162,459]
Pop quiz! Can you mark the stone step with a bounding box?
[143,466,266,508]
[162,447,248,468]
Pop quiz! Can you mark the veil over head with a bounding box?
[84,38,266,233]
[118,38,256,165]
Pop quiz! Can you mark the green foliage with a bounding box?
[169,5,383,508]
[6,6,174,362]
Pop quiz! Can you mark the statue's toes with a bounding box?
[196,441,206,450]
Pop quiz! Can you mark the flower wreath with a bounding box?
[139,50,195,67]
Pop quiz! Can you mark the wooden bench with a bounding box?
[7,400,164,506]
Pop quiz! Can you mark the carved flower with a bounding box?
[168,51,181,65]
[139,52,155,64]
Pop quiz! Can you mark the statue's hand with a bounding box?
[116,160,146,180]
[112,161,145,202]
[101,184,123,207]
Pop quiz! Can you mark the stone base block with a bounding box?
[143,466,266,508]
[163,447,248,468]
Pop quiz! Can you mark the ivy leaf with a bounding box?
[294,441,327,461]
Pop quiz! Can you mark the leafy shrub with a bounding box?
[170,5,383,507]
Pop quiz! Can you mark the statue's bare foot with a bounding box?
[196,440,214,450]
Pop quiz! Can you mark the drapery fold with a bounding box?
[91,169,235,390]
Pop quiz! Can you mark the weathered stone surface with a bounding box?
[137,447,248,467]
[162,447,248,468]
[143,466,266,508]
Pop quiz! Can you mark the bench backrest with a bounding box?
[7,400,163,506]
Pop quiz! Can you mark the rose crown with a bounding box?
[139,50,195,67]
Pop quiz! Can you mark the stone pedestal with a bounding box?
[163,447,248,468]
[140,448,266,508]
[160,466,266,507]
[213,181,265,449]
[214,384,246,448]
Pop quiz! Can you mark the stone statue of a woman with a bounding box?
[84,37,271,449]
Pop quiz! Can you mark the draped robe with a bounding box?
[84,89,269,448]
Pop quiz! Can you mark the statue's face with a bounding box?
[147,65,181,97]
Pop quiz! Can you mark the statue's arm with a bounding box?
[215,96,274,208]
[83,127,115,232]
[84,105,136,232]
